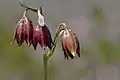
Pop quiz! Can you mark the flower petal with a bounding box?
[42,25,53,49]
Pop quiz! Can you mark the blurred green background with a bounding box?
[0,0,120,80]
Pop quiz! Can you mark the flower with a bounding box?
[11,10,33,46]
[31,9,53,50]
[59,23,80,59]
[32,25,53,50]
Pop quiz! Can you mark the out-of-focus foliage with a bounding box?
[69,67,88,80]
[98,40,120,63]
[92,7,105,24]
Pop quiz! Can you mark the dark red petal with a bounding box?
[32,36,38,50]
[15,23,24,46]
[61,37,74,59]
[61,41,68,59]
[38,27,45,49]
[32,37,38,50]
[42,25,53,49]
[32,30,38,50]
[22,17,30,45]
[32,26,42,50]
[28,20,34,46]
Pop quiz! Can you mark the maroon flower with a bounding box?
[59,23,80,59]
[32,25,53,50]
[11,10,33,46]
[31,9,53,50]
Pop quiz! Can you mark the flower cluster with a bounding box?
[11,8,53,50]
[11,6,80,59]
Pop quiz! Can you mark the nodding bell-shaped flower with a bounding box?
[31,9,53,50]
[58,23,80,59]
[11,9,33,46]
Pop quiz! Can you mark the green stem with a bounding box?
[42,24,63,80]
[43,28,60,80]
[47,24,63,58]
[43,31,59,80]
[20,2,38,12]
[47,41,57,59]
[43,54,48,80]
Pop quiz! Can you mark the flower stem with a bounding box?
[43,27,61,80]
[43,54,48,80]
[47,24,62,59]
[20,2,38,12]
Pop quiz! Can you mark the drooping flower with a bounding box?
[32,25,53,50]
[31,8,53,50]
[11,9,33,46]
[58,23,80,59]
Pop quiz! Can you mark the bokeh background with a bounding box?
[0,0,120,80]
